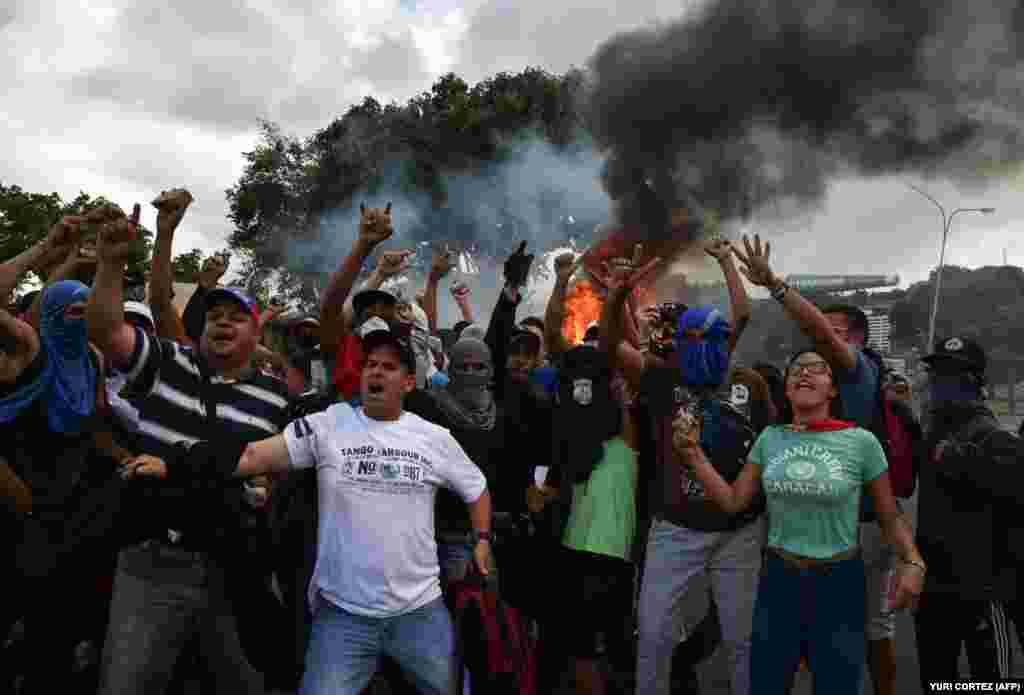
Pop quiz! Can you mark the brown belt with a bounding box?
[768,545,859,570]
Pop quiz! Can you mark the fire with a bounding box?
[562,280,604,345]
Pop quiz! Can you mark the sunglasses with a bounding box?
[787,360,831,377]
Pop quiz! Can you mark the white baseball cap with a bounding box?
[123,301,155,329]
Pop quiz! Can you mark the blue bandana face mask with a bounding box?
[927,373,981,406]
[674,306,732,388]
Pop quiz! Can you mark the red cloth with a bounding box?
[788,418,856,432]
[333,334,364,401]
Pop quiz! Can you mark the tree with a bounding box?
[225,68,584,309]
[0,183,153,289]
[171,248,205,283]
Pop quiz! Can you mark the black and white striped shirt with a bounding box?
[123,328,291,463]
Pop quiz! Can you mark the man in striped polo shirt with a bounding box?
[85,203,291,695]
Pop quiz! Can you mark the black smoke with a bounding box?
[584,0,1024,238]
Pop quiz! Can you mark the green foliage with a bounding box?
[1,183,153,288]
[171,248,205,283]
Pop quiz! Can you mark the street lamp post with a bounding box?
[908,185,995,351]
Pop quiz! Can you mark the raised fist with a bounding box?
[92,204,141,265]
[554,252,581,283]
[430,250,454,279]
[198,253,229,289]
[503,241,534,288]
[35,216,85,273]
[152,189,193,233]
[359,202,393,247]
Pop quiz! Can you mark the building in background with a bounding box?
[865,308,892,355]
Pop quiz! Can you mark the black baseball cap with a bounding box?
[353,289,397,318]
[922,336,987,373]
[361,328,417,374]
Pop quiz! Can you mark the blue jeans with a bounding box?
[98,542,264,695]
[750,549,866,695]
[300,597,455,695]
[636,517,765,695]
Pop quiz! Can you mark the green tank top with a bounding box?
[562,437,639,562]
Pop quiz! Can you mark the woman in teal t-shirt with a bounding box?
[675,349,926,695]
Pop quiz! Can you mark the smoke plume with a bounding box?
[289,134,611,326]
[585,0,1024,235]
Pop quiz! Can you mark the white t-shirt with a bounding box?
[284,402,487,618]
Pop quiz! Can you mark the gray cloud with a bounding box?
[349,30,431,94]
[3,0,1022,292]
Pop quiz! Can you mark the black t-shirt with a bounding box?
[641,365,763,532]
[0,351,97,522]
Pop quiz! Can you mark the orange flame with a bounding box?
[562,280,605,345]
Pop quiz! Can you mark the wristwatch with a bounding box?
[770,281,790,303]
[472,530,492,545]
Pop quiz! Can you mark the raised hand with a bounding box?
[430,250,454,280]
[198,253,229,289]
[704,238,733,262]
[554,252,583,284]
[503,241,535,288]
[52,242,98,282]
[358,202,394,247]
[731,234,780,288]
[595,244,661,292]
[151,189,194,234]
[35,216,85,273]
[377,249,413,279]
[92,204,141,265]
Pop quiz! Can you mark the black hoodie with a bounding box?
[917,401,1024,600]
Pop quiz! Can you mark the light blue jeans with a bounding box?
[635,517,766,695]
[299,596,455,695]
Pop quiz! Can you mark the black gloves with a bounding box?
[503,241,534,288]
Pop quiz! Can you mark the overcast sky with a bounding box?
[3,0,1021,290]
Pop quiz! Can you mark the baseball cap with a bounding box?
[205,287,260,322]
[922,336,987,373]
[123,301,155,329]
[353,289,397,318]
[361,328,417,374]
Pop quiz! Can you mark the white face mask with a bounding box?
[357,316,390,339]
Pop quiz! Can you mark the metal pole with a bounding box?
[926,210,950,352]
[926,207,994,350]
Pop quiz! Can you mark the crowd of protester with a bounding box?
[0,188,1021,695]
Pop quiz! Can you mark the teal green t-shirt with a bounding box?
[562,437,639,562]
[749,426,887,559]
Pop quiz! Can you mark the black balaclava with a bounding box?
[554,345,622,489]
[433,337,497,430]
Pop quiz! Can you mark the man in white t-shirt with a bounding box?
[229,328,492,695]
